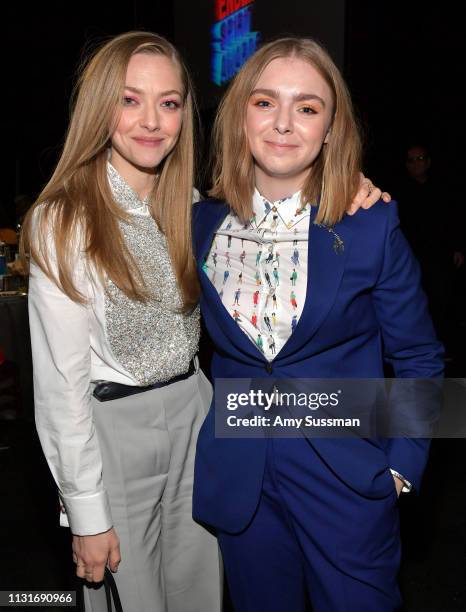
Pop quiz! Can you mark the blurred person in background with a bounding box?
[397,143,465,359]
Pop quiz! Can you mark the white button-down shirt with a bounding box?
[28,165,200,535]
[204,189,311,360]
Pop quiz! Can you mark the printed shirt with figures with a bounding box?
[203,188,412,493]
[204,189,310,361]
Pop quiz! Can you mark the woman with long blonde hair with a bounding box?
[192,37,442,611]
[22,31,221,612]
[23,29,389,612]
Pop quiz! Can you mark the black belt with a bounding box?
[92,359,196,402]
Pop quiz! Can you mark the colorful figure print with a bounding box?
[232,310,241,324]
[240,250,246,266]
[212,252,218,267]
[264,314,272,333]
[251,312,258,327]
[291,314,298,331]
[225,252,231,267]
[270,215,279,232]
[272,312,277,327]
[238,271,243,284]
[233,289,241,305]
[273,269,279,285]
[264,272,272,288]
[290,268,298,286]
[255,271,261,286]
[256,334,264,351]
[291,248,300,266]
[290,291,297,310]
[253,290,260,306]
[223,270,230,285]
[268,335,276,355]
[256,250,262,266]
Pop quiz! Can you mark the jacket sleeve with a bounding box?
[371,202,444,491]
[28,212,112,535]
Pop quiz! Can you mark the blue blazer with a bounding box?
[192,198,443,533]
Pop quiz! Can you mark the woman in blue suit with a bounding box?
[192,37,443,611]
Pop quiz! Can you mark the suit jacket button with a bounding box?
[265,363,273,374]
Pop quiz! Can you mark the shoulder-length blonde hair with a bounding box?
[22,31,199,310]
[210,37,362,226]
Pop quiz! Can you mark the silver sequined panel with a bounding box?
[105,164,199,385]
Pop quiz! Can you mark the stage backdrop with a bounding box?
[174,0,346,109]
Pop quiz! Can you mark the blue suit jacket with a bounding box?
[192,198,443,533]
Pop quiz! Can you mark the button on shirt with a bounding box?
[204,189,311,361]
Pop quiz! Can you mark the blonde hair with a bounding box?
[209,37,362,226]
[22,31,199,310]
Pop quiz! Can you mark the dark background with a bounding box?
[2,2,466,610]
[6,0,465,219]
[173,0,346,109]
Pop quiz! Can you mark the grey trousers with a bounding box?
[83,367,222,612]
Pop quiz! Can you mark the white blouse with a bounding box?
[204,189,311,361]
[28,163,199,535]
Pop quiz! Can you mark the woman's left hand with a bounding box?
[347,172,391,215]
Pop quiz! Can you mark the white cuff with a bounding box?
[60,490,113,535]
[390,468,412,493]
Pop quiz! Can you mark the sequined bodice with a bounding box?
[105,163,199,385]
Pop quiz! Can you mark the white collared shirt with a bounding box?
[28,164,200,534]
[204,189,311,360]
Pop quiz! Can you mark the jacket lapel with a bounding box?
[194,200,265,362]
[193,200,229,263]
[278,212,352,363]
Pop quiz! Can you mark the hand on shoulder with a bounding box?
[347,172,392,216]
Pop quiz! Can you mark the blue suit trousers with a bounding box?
[218,437,402,612]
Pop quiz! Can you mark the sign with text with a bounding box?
[211,0,260,86]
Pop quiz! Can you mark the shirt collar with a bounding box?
[107,161,151,212]
[251,188,312,229]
